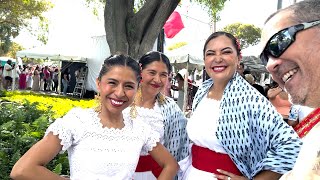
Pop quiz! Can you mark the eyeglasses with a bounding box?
[260,19,320,65]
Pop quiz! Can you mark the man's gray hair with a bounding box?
[265,0,320,25]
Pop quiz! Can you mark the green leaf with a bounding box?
[53,163,62,174]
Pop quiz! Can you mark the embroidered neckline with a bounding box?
[90,109,131,132]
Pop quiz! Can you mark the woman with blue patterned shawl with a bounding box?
[178,32,302,180]
[123,51,189,180]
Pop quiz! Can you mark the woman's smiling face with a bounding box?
[204,35,240,84]
[96,66,138,115]
[140,60,169,97]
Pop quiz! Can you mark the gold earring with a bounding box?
[130,86,142,119]
[157,93,166,105]
[137,85,143,102]
[94,92,102,113]
[130,102,137,119]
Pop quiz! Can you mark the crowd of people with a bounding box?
[8,0,320,179]
[0,62,60,93]
[0,62,76,96]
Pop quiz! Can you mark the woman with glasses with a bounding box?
[260,0,320,179]
[267,81,292,123]
[178,31,302,180]
[123,51,189,180]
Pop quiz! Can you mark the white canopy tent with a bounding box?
[16,45,88,93]
[85,35,111,92]
[165,42,204,112]
[241,44,261,57]
[16,45,87,61]
[165,42,204,71]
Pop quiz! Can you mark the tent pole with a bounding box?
[182,60,189,113]
[58,60,62,94]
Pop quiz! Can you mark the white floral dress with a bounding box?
[45,108,159,180]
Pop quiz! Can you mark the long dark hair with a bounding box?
[98,54,141,83]
[139,51,172,74]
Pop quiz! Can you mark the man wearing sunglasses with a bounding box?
[260,0,320,179]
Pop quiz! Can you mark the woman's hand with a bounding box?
[267,87,283,99]
[213,169,248,180]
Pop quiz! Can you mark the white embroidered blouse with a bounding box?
[123,101,164,155]
[45,108,159,180]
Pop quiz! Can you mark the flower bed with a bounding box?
[0,91,96,179]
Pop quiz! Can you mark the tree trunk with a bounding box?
[104,0,179,60]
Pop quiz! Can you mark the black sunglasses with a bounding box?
[260,19,320,65]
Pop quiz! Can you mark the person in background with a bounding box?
[14,64,21,89]
[48,67,54,91]
[267,81,291,122]
[260,1,320,178]
[18,65,27,90]
[171,73,184,110]
[52,68,59,93]
[10,54,179,180]
[32,66,40,91]
[236,62,245,78]
[244,73,267,97]
[39,66,45,91]
[123,51,188,179]
[3,59,13,90]
[287,104,315,127]
[178,31,301,180]
[161,74,173,98]
[26,66,34,90]
[74,68,81,83]
[62,68,70,95]
[43,66,50,91]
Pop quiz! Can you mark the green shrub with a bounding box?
[0,91,95,179]
[0,100,69,179]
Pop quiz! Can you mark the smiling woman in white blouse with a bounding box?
[123,51,189,180]
[10,54,178,180]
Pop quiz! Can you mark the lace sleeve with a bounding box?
[45,108,82,153]
[141,122,161,153]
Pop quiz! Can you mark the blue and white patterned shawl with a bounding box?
[192,73,302,179]
[160,96,189,162]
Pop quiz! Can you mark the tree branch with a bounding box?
[104,0,130,55]
[128,0,179,57]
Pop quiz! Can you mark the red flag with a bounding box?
[163,11,184,38]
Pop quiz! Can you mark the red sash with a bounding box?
[294,107,320,138]
[135,155,162,178]
[191,144,242,177]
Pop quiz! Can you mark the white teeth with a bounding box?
[213,67,225,71]
[282,68,298,82]
[111,99,123,105]
[289,71,294,75]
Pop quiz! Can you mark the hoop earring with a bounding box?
[94,92,102,113]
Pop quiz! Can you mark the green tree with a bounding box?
[0,0,53,55]
[222,23,261,49]
[85,0,227,59]
[194,0,228,23]
[3,42,24,58]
